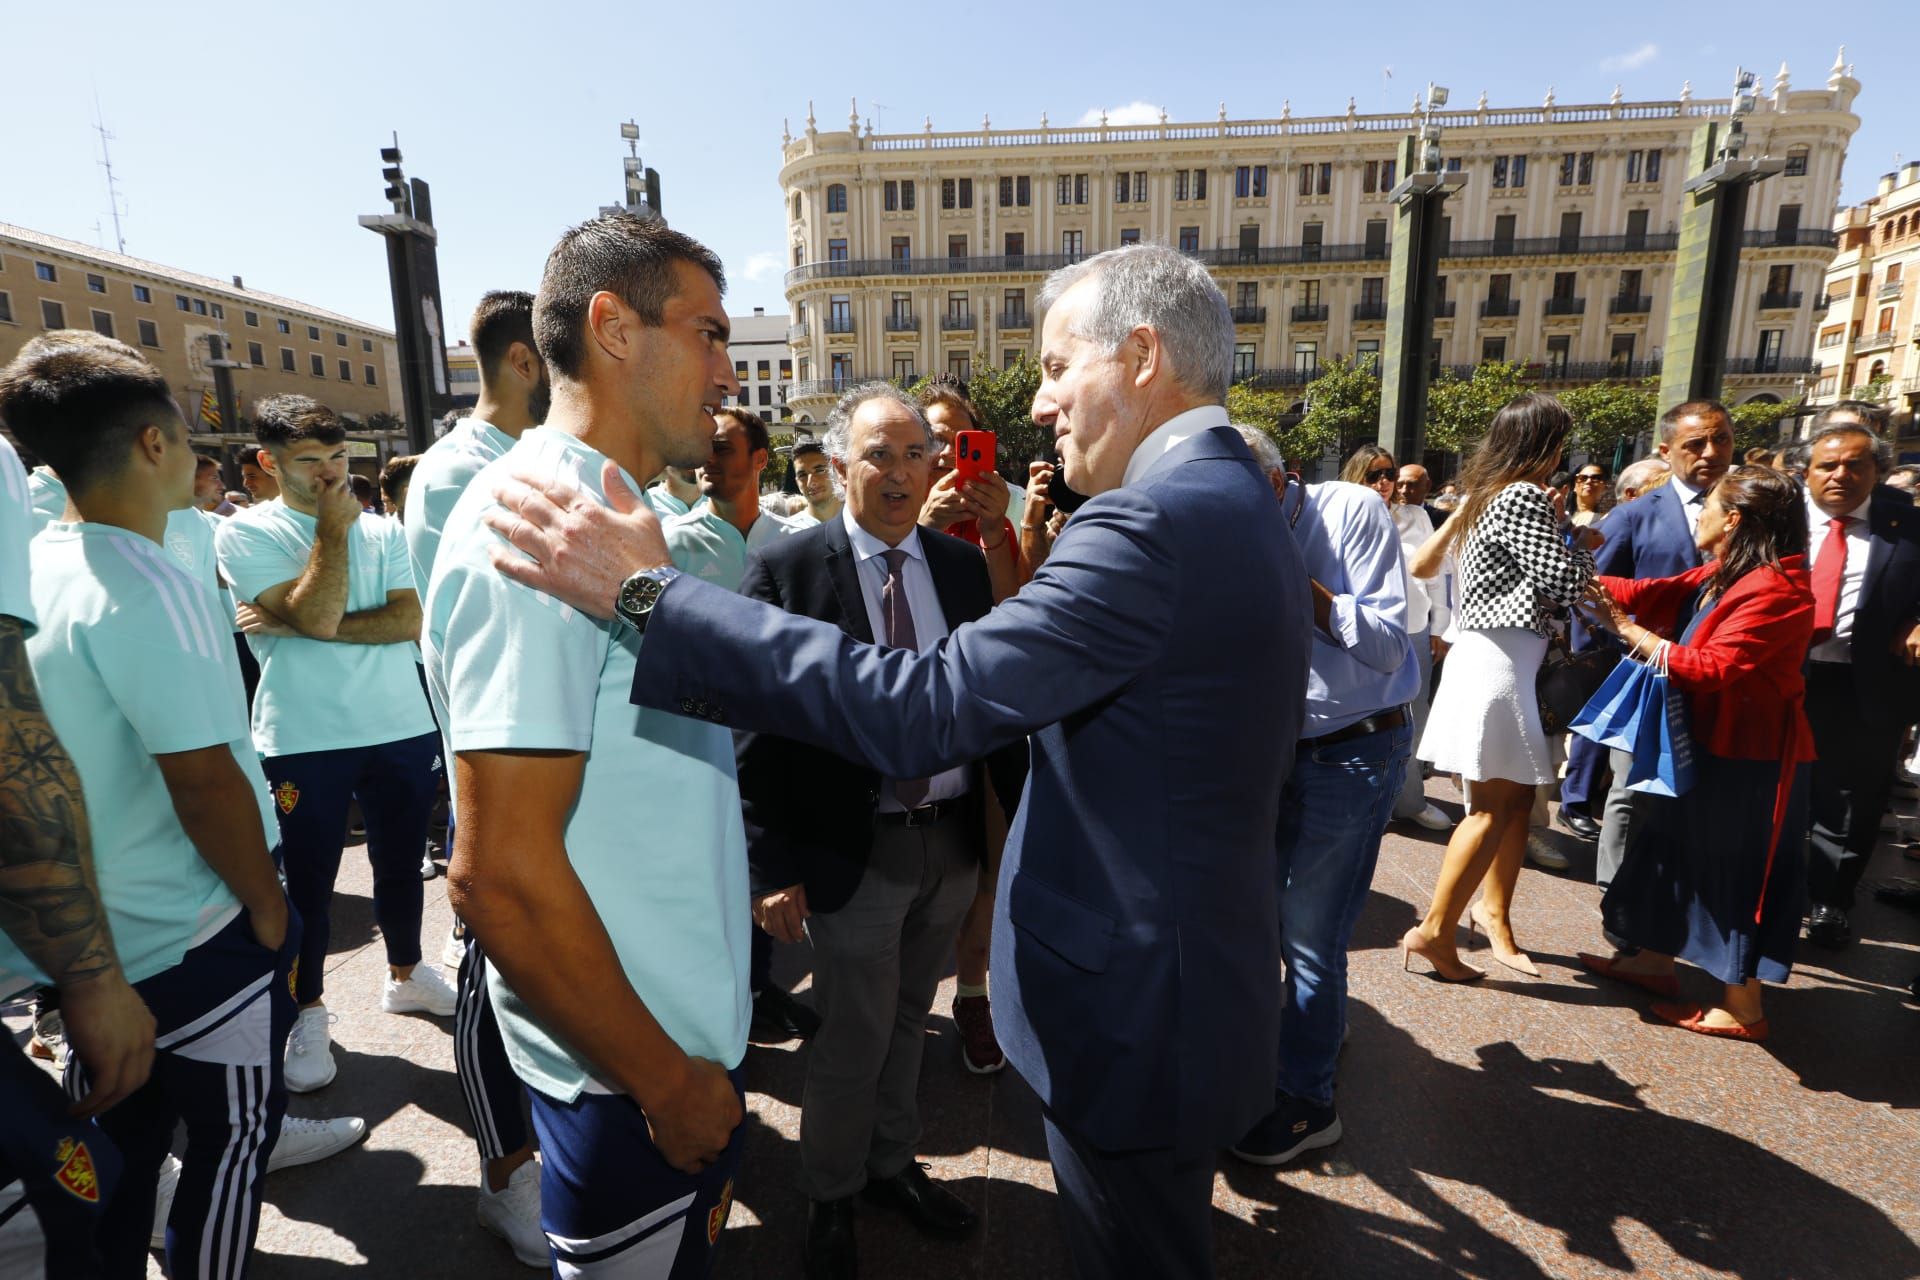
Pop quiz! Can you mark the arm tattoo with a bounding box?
[0,618,118,986]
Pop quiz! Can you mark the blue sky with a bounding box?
[6,0,1912,337]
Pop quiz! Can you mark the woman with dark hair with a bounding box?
[1578,466,1814,1040]
[1402,393,1599,980]
[1340,443,1397,502]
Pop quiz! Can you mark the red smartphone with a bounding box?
[953,429,996,487]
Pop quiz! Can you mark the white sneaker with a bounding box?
[268,1115,367,1173]
[420,849,440,880]
[284,1006,338,1093]
[441,926,469,970]
[383,965,457,1017]
[1401,804,1452,832]
[476,1159,547,1268]
[1525,836,1572,871]
[150,1153,182,1248]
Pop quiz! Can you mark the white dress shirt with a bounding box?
[841,506,970,809]
[1120,405,1232,489]
[1806,492,1873,663]
[1669,473,1708,538]
[1391,502,1440,636]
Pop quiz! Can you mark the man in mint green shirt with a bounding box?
[1,331,295,1279]
[665,406,804,588]
[215,394,453,1095]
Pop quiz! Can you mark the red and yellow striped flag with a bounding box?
[198,388,221,430]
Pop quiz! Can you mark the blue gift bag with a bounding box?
[1623,643,1697,797]
[1569,649,1656,751]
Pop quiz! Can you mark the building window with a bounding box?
[828,238,848,262]
[40,300,64,328]
[362,338,373,352]
[779,359,792,380]
[176,294,192,311]
[90,309,114,338]
[1356,339,1381,365]
[891,236,911,262]
[248,341,264,365]
[946,291,970,323]
[1625,149,1661,183]
[1076,174,1088,204]
[826,184,847,213]
[277,318,290,334]
[1609,333,1637,368]
[828,295,851,327]
[1546,334,1571,372]
[1179,226,1200,254]
[243,310,259,327]
[1293,341,1317,374]
[1297,163,1331,197]
[133,284,151,303]
[210,303,223,320]
[1058,174,1088,205]
[948,235,967,260]
[34,262,56,283]
[1004,288,1025,320]
[1360,277,1385,306]
[1492,155,1527,189]
[1481,336,1508,362]
[1362,160,1398,194]
[335,332,347,347]
[999,176,1013,207]
[303,353,320,377]
[756,360,771,382]
[1005,231,1025,258]
[734,360,749,387]
[1063,230,1084,256]
[1234,343,1257,381]
[138,318,159,347]
[893,353,916,382]
[1558,152,1595,187]
[1175,170,1190,200]
[884,180,899,211]
[1785,146,1809,177]
[1234,165,1268,198]
[1299,279,1321,308]
[941,178,973,210]
[948,351,971,382]
[0,292,11,323]
[192,300,206,316]
[1120,228,1141,246]
[86,272,106,294]
[337,358,351,381]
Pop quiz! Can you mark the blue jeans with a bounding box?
[1276,719,1411,1107]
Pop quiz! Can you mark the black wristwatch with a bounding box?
[614,566,681,634]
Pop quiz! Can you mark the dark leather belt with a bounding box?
[874,798,964,828]
[1305,706,1408,749]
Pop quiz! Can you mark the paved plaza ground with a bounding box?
[10,776,1920,1279]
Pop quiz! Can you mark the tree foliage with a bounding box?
[1423,361,1529,453]
[1725,397,1799,453]
[1299,355,1383,465]
[1226,383,1329,467]
[1558,379,1658,456]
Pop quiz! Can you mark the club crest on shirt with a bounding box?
[275,782,300,814]
[52,1137,100,1202]
[708,1178,734,1244]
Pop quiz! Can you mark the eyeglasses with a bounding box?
[1365,468,1395,483]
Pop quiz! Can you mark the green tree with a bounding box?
[365,411,404,434]
[1559,379,1658,457]
[908,354,1048,477]
[1724,397,1800,453]
[1850,372,1894,403]
[1226,382,1330,466]
[1424,360,1528,453]
[1299,355,1382,465]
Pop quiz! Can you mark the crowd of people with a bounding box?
[1,215,1917,1280]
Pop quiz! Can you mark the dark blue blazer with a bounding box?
[1575,480,1705,652]
[631,427,1312,1154]
[1836,484,1920,726]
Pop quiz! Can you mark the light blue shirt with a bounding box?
[403,415,517,588]
[1283,479,1419,737]
[216,500,436,756]
[0,439,33,629]
[7,522,268,997]
[424,426,750,1100]
[663,502,803,590]
[29,468,231,625]
[644,486,692,520]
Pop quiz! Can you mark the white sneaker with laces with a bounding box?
[476,1159,547,1268]
[441,926,469,970]
[267,1115,367,1173]
[383,964,457,1017]
[149,1153,182,1248]
[1402,804,1452,832]
[284,1006,338,1093]
[420,849,440,880]
[1525,836,1572,871]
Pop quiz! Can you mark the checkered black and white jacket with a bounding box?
[1456,482,1596,636]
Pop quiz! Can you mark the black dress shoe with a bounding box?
[1806,903,1852,949]
[861,1162,978,1239]
[1558,809,1602,842]
[749,987,822,1043]
[805,1197,856,1280]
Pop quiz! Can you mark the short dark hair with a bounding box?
[714,406,769,454]
[1548,470,1575,490]
[0,331,178,492]
[1814,399,1890,433]
[380,453,419,502]
[469,290,538,384]
[348,474,376,507]
[1658,399,1732,441]
[533,213,726,380]
[792,436,826,459]
[254,394,346,450]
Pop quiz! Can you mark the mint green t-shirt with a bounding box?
[403,416,516,588]
[28,468,228,621]
[215,500,435,756]
[4,522,270,997]
[0,440,33,631]
[663,503,803,590]
[643,486,691,521]
[423,426,750,1100]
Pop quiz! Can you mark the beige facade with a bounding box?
[1812,160,1920,431]
[726,309,797,425]
[0,222,404,458]
[780,62,1860,432]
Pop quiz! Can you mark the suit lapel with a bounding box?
[1861,486,1902,607]
[823,518,875,643]
[922,532,978,628]
[1656,483,1701,567]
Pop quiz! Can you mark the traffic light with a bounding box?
[645,167,662,217]
[380,144,408,213]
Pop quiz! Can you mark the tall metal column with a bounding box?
[1379,86,1467,462]
[359,137,452,454]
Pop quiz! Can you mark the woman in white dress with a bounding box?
[1401,394,1600,981]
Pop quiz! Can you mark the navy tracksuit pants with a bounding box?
[0,1037,124,1279]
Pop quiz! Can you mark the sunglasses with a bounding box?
[1576,474,1606,483]
[1365,468,1396,483]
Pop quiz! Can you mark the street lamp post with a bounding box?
[1379,84,1468,463]
[358,134,453,454]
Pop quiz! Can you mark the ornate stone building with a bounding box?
[1812,159,1920,434]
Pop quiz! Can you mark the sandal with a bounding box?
[1650,1001,1770,1042]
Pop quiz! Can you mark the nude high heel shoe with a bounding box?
[1468,902,1540,977]
[1400,927,1486,984]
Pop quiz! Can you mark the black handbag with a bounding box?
[1536,639,1619,736]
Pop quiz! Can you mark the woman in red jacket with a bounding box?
[1578,466,1814,1042]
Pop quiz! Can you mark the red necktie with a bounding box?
[1810,517,1849,643]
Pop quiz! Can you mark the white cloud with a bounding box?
[1075,101,1165,127]
[1601,42,1659,72]
[739,251,781,283]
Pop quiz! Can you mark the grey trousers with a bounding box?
[800,815,978,1202]
[1596,748,1642,888]
[1395,631,1435,818]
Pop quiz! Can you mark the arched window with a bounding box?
[1870,359,1887,381]
[826,184,847,213]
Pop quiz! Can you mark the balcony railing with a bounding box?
[1543,297,1587,316]
[940,312,975,331]
[787,251,1092,285]
[1743,228,1841,249]
[1610,295,1654,314]
[787,322,808,342]
[1480,298,1521,318]
[1236,366,1321,389]
[1352,301,1388,321]
[1812,292,1834,311]
[1542,359,1664,380]
[997,311,1033,329]
[1881,281,1906,301]
[1434,300,1458,318]
[1723,356,1816,376]
[883,313,919,333]
[1446,232,1680,258]
[1231,305,1268,324]
[824,316,856,335]
[1291,303,1329,323]
[1758,291,1804,309]
[1856,330,1899,354]
[789,374,917,400]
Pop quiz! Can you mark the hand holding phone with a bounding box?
[953,430,996,487]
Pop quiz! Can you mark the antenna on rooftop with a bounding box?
[91,88,127,254]
[871,101,889,133]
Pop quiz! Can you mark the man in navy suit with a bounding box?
[484,245,1312,1279]
[1585,401,1732,886]
[1799,407,1920,947]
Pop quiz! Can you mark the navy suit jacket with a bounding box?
[733,517,1028,913]
[631,427,1312,1154]
[1574,480,1704,652]
[1836,484,1920,725]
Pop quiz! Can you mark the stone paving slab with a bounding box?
[8,776,1920,1278]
